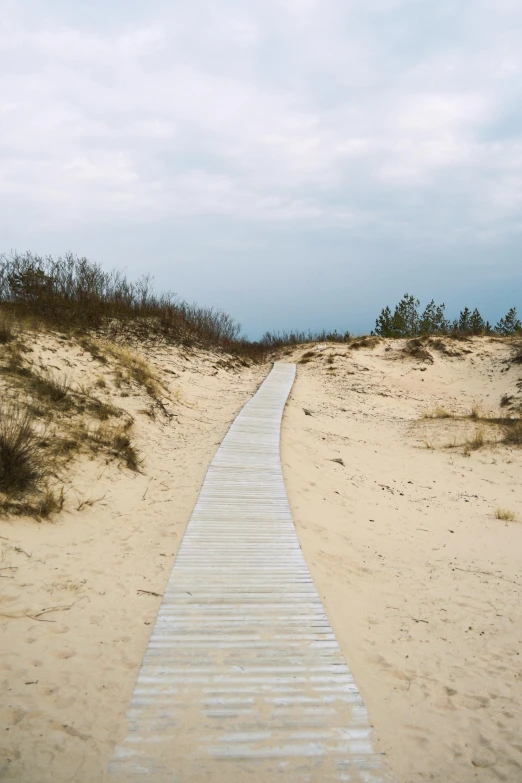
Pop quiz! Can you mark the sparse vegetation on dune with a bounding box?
[0,403,44,495]
[103,343,161,399]
[0,326,145,517]
[349,335,381,350]
[0,252,265,360]
[420,401,522,455]
[0,403,67,519]
[1,251,521,521]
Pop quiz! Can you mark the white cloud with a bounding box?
[1,0,522,243]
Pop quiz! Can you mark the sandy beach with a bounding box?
[1,333,521,782]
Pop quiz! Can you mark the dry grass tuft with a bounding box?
[502,419,522,447]
[463,428,486,454]
[34,486,65,518]
[78,336,107,363]
[349,335,381,351]
[402,338,434,363]
[495,508,517,522]
[424,406,453,419]
[0,313,14,344]
[29,370,72,407]
[469,402,482,420]
[85,396,122,421]
[2,340,27,374]
[509,341,522,365]
[0,403,44,495]
[105,343,161,398]
[0,404,66,519]
[90,422,141,471]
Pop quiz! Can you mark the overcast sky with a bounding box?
[1,0,521,337]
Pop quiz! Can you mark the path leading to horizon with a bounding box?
[109,362,394,782]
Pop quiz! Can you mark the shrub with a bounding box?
[0,404,44,495]
[259,329,351,349]
[0,252,256,355]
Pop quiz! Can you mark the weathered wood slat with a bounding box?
[109,362,394,782]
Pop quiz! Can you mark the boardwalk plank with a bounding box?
[109,363,394,782]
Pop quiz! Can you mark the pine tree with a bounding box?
[391,294,420,337]
[495,307,522,336]
[373,305,394,337]
[458,307,472,334]
[468,308,486,335]
[419,300,449,334]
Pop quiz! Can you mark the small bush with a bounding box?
[0,404,44,495]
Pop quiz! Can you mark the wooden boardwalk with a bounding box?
[109,363,394,782]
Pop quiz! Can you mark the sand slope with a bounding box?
[281,337,522,783]
[2,333,521,783]
[0,333,265,783]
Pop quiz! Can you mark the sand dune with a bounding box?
[281,337,522,783]
[0,332,265,783]
[1,332,521,782]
